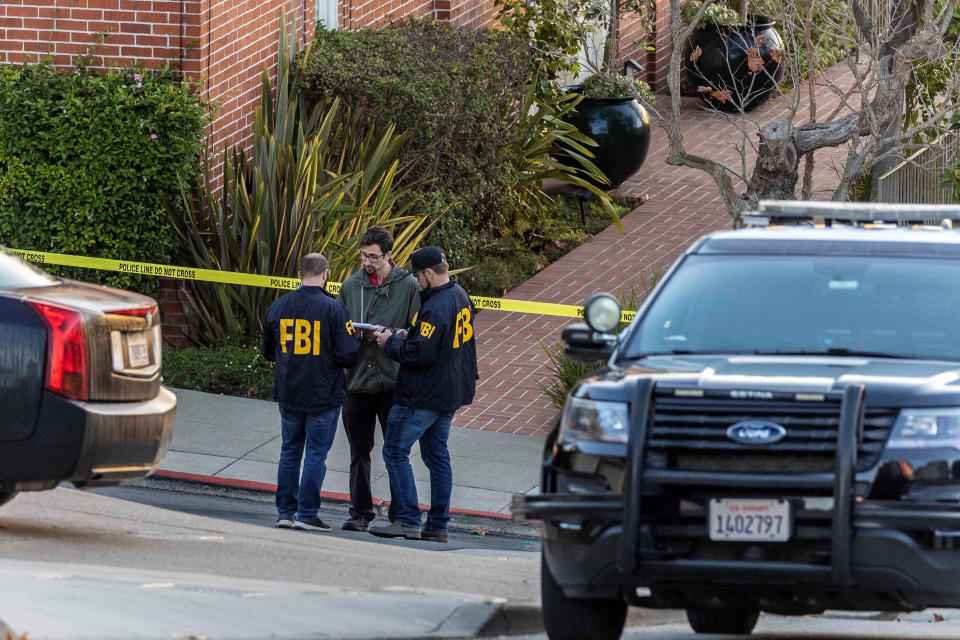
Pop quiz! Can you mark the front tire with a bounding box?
[686,606,759,634]
[541,555,627,640]
[0,491,18,507]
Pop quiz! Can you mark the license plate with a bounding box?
[126,331,150,368]
[708,498,790,542]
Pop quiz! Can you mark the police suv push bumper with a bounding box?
[512,380,960,606]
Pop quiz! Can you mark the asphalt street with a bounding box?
[0,486,542,639]
[500,610,960,640]
[93,483,542,554]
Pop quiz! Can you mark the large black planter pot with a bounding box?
[562,88,652,189]
[686,17,784,112]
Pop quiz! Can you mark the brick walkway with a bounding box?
[458,62,860,437]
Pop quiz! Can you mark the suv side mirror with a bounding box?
[562,294,622,363]
[562,323,616,362]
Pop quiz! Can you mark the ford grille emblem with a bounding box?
[726,421,787,445]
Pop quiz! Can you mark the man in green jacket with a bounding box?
[337,227,421,531]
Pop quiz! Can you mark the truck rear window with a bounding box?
[625,254,960,362]
[0,250,58,289]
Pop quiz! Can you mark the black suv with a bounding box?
[513,201,960,639]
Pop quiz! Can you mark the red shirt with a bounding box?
[366,265,392,287]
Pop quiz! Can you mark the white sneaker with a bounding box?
[293,517,332,532]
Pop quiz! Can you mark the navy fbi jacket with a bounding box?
[385,281,478,413]
[261,285,359,412]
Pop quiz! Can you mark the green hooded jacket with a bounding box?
[337,264,421,394]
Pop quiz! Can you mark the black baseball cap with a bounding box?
[410,246,446,273]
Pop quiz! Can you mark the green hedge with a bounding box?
[0,63,208,297]
[163,341,275,400]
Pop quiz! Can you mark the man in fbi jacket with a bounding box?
[369,246,478,542]
[261,253,358,532]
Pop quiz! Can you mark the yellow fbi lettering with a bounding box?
[419,321,436,339]
[453,307,473,348]
[279,319,323,355]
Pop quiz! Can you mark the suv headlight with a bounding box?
[887,408,960,448]
[560,397,630,444]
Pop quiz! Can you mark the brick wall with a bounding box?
[590,0,675,92]
[0,0,316,344]
[617,10,651,77]
[0,0,206,72]
[442,0,496,29]
[201,0,314,162]
[646,0,673,92]
[342,0,432,28]
[339,0,496,30]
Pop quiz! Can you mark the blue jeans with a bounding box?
[382,405,455,530]
[276,406,339,520]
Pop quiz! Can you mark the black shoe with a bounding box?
[421,528,448,543]
[293,517,332,532]
[342,517,369,532]
[275,515,295,529]
[369,522,421,540]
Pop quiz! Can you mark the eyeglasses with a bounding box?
[359,251,385,263]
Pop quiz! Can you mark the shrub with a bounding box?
[163,341,274,400]
[580,74,656,103]
[0,63,207,297]
[539,276,659,408]
[299,20,617,272]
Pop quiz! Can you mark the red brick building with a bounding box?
[0,0,665,156]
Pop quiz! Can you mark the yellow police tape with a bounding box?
[7,248,637,323]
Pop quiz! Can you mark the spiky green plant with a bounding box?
[168,13,430,344]
[539,276,660,409]
[506,80,623,236]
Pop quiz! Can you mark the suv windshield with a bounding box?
[0,250,58,289]
[623,254,960,361]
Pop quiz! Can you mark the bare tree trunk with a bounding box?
[868,0,918,198]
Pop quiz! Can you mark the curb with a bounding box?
[144,470,541,538]
[477,600,688,637]
[477,600,545,637]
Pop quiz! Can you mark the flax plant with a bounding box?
[539,280,658,409]
[168,13,430,344]
[508,82,622,236]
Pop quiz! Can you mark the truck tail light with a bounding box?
[25,300,88,401]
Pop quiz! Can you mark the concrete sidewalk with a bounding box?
[155,388,547,526]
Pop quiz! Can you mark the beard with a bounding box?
[364,264,377,274]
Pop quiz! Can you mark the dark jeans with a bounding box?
[382,404,455,530]
[276,405,339,520]
[343,391,397,522]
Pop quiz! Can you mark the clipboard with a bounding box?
[352,322,382,332]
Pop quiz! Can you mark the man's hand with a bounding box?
[373,328,393,348]
[360,324,383,339]
[395,329,408,339]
